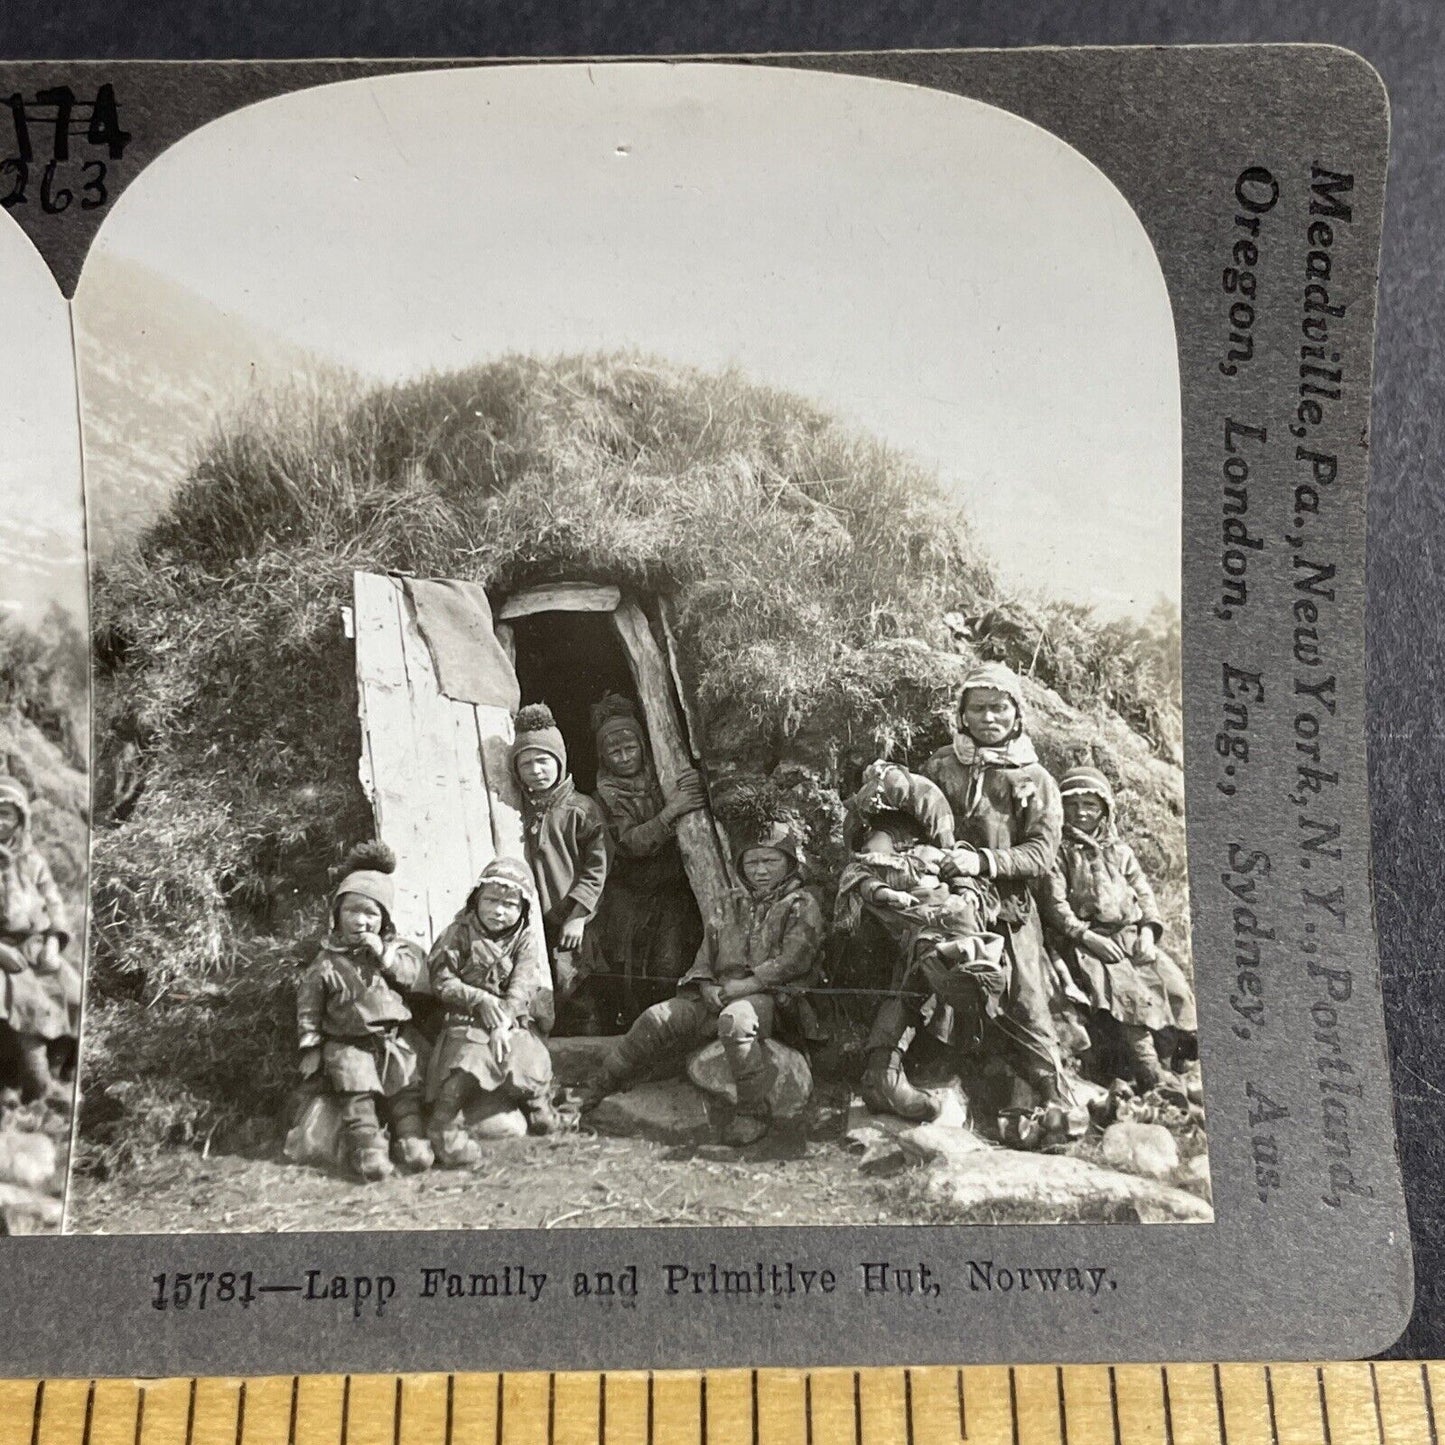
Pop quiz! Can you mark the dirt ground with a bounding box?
[0,1085,72,1234]
[64,1053,1211,1235]
[65,1093,903,1235]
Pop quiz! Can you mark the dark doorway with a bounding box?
[509,610,639,794]
[507,601,710,1034]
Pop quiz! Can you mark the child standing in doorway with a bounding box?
[591,694,706,1025]
[510,704,610,1019]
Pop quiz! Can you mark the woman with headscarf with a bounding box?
[919,661,1069,1146]
[590,695,706,1026]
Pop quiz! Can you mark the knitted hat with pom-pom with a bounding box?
[510,702,567,776]
[331,840,396,926]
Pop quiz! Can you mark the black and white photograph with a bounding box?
[0,215,87,1235]
[49,62,1208,1235]
[0,38,1418,1377]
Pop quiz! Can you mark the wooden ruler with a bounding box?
[0,1364,1440,1445]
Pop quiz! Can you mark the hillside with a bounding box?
[74,252,322,558]
[80,353,1187,1174]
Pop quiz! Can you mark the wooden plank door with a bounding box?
[353,571,523,947]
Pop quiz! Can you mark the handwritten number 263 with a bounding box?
[0,158,107,212]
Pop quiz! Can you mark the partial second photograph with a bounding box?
[0,217,88,1235]
[54,61,1203,1234]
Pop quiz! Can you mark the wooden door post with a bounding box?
[610,600,734,916]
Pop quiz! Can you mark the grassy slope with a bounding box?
[83,353,1186,1170]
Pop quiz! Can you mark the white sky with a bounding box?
[0,223,84,622]
[14,61,1180,621]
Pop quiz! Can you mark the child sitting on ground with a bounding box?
[295,842,433,1182]
[0,777,77,1100]
[1038,766,1194,1092]
[510,704,610,1023]
[580,820,825,1146]
[426,856,560,1165]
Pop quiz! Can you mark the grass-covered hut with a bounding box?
[83,353,1185,1171]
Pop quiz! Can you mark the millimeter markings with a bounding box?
[0,1363,1442,1445]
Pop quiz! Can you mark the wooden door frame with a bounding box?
[496,582,735,914]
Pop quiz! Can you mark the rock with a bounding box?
[1100,1121,1179,1181]
[1175,1124,1209,1160]
[588,1080,714,1143]
[1129,1188,1212,1226]
[1177,1153,1213,1202]
[845,1100,917,1149]
[686,1040,812,1119]
[844,1081,970,1144]
[0,1129,56,1189]
[846,1090,990,1175]
[858,1142,909,1177]
[0,1181,63,1233]
[916,1149,1212,1224]
[843,1117,910,1176]
[845,1122,896,1157]
[462,1092,528,1139]
[469,1111,529,1140]
[898,1122,992,1169]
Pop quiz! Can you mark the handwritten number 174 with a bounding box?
[1,84,130,212]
